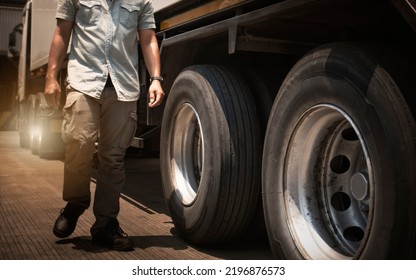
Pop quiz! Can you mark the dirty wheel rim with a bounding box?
[170,103,204,206]
[285,104,374,259]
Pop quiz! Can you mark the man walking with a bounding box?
[44,0,164,251]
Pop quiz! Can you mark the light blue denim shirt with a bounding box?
[56,0,156,101]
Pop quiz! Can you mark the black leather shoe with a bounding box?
[53,203,86,238]
[92,220,134,251]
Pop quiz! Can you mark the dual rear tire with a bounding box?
[160,43,416,259]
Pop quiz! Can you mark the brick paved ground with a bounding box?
[0,131,272,260]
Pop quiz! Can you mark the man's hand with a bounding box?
[44,78,61,109]
[148,80,164,107]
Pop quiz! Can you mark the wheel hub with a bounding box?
[285,104,374,259]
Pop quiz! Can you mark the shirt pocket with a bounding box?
[120,3,141,29]
[77,0,102,25]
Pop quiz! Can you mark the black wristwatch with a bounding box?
[150,76,164,83]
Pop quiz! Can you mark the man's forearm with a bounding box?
[46,19,73,81]
[139,29,164,107]
[44,19,72,108]
[139,29,161,77]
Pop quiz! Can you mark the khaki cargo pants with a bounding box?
[61,86,137,235]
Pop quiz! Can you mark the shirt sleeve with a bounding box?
[138,0,156,30]
[56,0,77,22]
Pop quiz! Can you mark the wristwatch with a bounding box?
[150,76,164,83]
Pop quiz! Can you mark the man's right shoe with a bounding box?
[92,219,134,251]
[53,202,86,238]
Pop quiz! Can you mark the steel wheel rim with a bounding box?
[284,104,374,259]
[170,103,204,206]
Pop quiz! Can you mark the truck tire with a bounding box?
[28,95,40,155]
[19,102,30,149]
[37,113,64,160]
[262,43,416,259]
[160,65,262,244]
[36,92,65,160]
[28,93,64,159]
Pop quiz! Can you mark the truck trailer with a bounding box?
[13,0,416,259]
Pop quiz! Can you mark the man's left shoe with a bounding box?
[92,219,134,251]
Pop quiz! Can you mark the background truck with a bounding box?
[13,0,416,259]
[0,3,23,131]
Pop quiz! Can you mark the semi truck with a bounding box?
[0,3,23,130]
[13,0,416,259]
